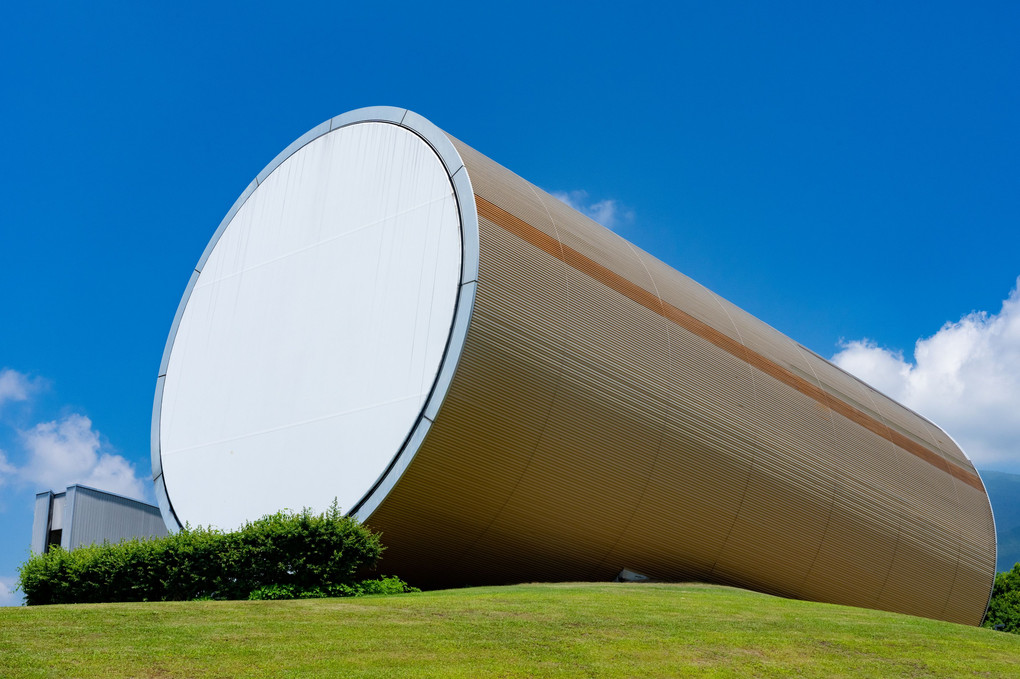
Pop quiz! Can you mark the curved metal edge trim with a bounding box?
[152,374,182,533]
[152,266,199,533]
[341,108,479,520]
[195,179,258,273]
[158,270,201,378]
[150,375,165,480]
[939,427,998,626]
[348,279,477,521]
[255,120,332,186]
[351,417,433,523]
[452,168,479,285]
[152,106,480,531]
[153,473,181,533]
[330,106,404,131]
[402,111,465,179]
[424,281,477,421]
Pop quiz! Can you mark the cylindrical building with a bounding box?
[153,107,996,625]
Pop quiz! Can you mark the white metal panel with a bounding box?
[255,120,332,186]
[30,492,53,555]
[59,487,74,550]
[50,494,65,531]
[195,180,258,274]
[159,122,463,530]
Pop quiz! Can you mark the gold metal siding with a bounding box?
[363,133,995,625]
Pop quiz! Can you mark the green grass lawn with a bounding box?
[1,582,1017,678]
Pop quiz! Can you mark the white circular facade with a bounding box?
[156,117,469,530]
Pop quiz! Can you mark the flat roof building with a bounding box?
[32,485,168,555]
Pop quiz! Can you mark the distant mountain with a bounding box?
[979,470,1020,572]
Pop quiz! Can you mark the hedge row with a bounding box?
[18,504,417,605]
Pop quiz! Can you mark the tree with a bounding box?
[983,563,1020,633]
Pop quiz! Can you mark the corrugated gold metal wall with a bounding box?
[364,131,995,626]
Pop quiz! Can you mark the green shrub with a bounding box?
[248,583,302,600]
[247,576,418,601]
[984,563,1020,633]
[17,504,414,605]
[357,575,421,596]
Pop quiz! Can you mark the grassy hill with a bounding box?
[1,582,1017,678]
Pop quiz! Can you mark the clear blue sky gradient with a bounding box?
[1,2,1018,597]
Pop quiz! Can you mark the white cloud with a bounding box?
[0,575,22,607]
[0,450,14,487]
[0,369,39,410]
[18,414,147,500]
[830,341,912,401]
[551,189,634,231]
[832,277,1020,472]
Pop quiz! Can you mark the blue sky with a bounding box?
[1,2,1018,604]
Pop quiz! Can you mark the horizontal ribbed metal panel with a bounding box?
[362,127,995,626]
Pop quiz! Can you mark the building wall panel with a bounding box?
[67,486,168,550]
[364,123,995,625]
[155,109,994,627]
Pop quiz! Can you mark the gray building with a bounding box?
[32,485,168,555]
